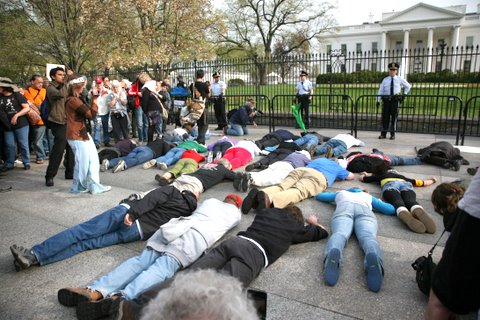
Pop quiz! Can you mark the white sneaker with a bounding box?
[143,159,157,169]
[100,159,109,172]
[157,162,168,170]
[91,185,112,195]
[112,160,126,173]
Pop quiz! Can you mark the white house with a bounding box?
[319,2,480,75]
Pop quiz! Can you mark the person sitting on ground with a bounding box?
[314,133,365,158]
[340,148,423,173]
[245,140,301,172]
[82,205,328,320]
[225,98,257,136]
[142,138,207,170]
[242,157,354,214]
[294,131,331,157]
[234,150,311,192]
[101,138,173,173]
[217,139,261,170]
[154,160,235,194]
[254,129,300,150]
[359,162,437,234]
[57,195,242,310]
[317,188,395,292]
[416,141,469,172]
[9,185,199,271]
[431,182,466,233]
[426,171,480,320]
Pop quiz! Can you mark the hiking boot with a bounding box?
[112,160,126,173]
[256,191,271,210]
[10,245,38,270]
[76,296,120,320]
[142,159,156,169]
[308,144,317,158]
[241,173,251,192]
[325,146,334,158]
[324,248,341,286]
[233,173,243,191]
[110,298,140,320]
[397,209,426,233]
[366,253,383,293]
[155,175,170,186]
[411,206,436,234]
[157,162,168,170]
[242,188,259,214]
[100,159,109,172]
[57,287,103,307]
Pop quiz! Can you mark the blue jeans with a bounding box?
[155,147,185,166]
[382,180,414,194]
[294,134,319,150]
[31,205,140,265]
[325,203,382,269]
[68,136,109,194]
[315,139,347,157]
[94,114,110,145]
[33,125,46,161]
[108,146,154,169]
[4,125,30,168]
[89,248,180,300]
[371,150,422,166]
[134,108,148,142]
[227,123,248,136]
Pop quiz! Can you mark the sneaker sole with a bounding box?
[242,188,259,214]
[412,209,436,234]
[366,253,383,292]
[10,246,33,270]
[143,160,156,169]
[58,289,91,307]
[324,248,341,286]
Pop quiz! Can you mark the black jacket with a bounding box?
[188,164,236,191]
[238,208,328,264]
[125,186,198,239]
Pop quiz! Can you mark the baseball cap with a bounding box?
[225,194,243,209]
[95,77,103,84]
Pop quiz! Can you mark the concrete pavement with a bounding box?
[0,126,479,320]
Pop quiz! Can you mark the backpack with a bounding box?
[227,108,238,121]
[40,98,51,123]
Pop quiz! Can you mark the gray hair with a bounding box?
[140,269,259,320]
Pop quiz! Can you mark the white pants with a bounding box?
[250,162,294,187]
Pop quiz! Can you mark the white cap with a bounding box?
[337,158,348,169]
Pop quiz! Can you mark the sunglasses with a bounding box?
[389,68,397,71]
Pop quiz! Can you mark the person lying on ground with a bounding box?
[314,133,365,158]
[245,141,301,172]
[339,148,423,173]
[142,139,207,170]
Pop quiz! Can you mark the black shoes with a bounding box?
[467,167,478,176]
[76,296,120,320]
[233,173,242,191]
[390,135,395,140]
[241,173,251,192]
[155,174,170,186]
[10,245,38,271]
[378,135,386,139]
[242,188,259,214]
[24,164,31,170]
[57,287,103,307]
[45,176,54,187]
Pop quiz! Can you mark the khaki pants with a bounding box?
[262,168,327,208]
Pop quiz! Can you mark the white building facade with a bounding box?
[320,3,480,75]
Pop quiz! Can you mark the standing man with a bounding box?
[24,74,47,164]
[45,67,74,186]
[190,69,210,145]
[295,70,313,129]
[210,72,227,131]
[89,77,111,148]
[377,62,411,140]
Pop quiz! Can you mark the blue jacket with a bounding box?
[230,105,252,126]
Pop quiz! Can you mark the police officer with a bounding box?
[377,62,411,140]
[210,72,227,130]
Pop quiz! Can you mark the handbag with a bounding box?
[26,102,42,125]
[411,229,446,295]
[152,92,169,120]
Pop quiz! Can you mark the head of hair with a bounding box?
[284,205,304,223]
[140,269,259,320]
[30,74,42,82]
[138,72,151,84]
[431,182,465,216]
[371,161,391,176]
[217,158,231,169]
[196,69,205,79]
[49,67,65,79]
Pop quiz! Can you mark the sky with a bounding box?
[213,0,478,26]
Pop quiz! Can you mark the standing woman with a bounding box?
[66,74,111,194]
[107,80,129,142]
[376,62,411,140]
[0,78,31,171]
[141,80,163,143]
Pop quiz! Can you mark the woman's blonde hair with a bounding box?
[138,72,151,84]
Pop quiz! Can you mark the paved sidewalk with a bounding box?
[0,126,479,320]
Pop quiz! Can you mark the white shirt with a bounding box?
[211,80,227,96]
[296,79,313,95]
[458,171,480,219]
[377,75,411,102]
[331,134,365,149]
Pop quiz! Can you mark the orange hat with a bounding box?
[225,194,243,209]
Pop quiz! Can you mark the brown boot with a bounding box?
[411,205,436,234]
[58,287,103,307]
[397,209,426,233]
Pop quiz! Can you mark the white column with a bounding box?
[381,32,387,72]
[451,25,460,72]
[427,27,434,73]
[402,29,410,78]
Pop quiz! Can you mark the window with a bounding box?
[371,62,377,72]
[466,36,474,49]
[341,44,347,54]
[416,40,423,49]
[326,45,332,54]
[356,43,362,53]
[355,63,361,71]
[463,60,471,72]
[372,42,378,53]
[437,39,445,49]
[395,41,403,51]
